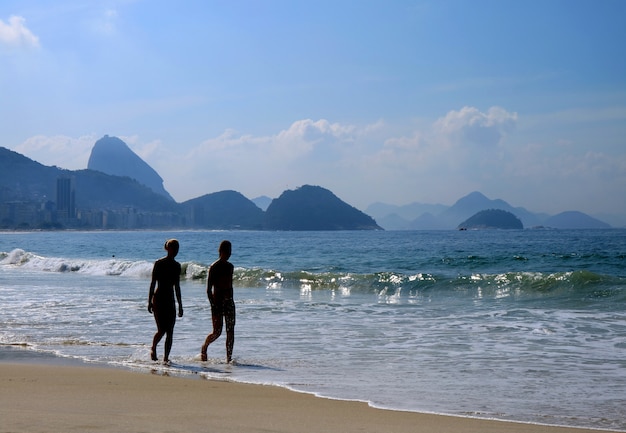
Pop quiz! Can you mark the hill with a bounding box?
[251,195,273,211]
[87,135,174,201]
[265,185,382,230]
[181,190,265,230]
[72,169,178,213]
[0,147,60,201]
[458,209,524,230]
[544,211,610,229]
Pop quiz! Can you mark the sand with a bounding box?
[0,363,614,433]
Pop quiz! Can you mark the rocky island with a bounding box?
[458,209,524,230]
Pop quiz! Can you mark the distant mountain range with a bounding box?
[367,191,612,230]
[1,135,616,230]
[0,138,380,231]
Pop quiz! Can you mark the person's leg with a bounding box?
[151,310,164,361]
[163,316,176,363]
[151,331,162,361]
[225,301,236,363]
[201,310,223,361]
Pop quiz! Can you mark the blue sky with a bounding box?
[2,1,625,223]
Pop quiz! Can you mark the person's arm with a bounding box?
[206,267,214,306]
[148,278,156,313]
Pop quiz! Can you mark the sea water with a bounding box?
[1,229,625,430]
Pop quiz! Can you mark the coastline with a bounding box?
[0,349,619,433]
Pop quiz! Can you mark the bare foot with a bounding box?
[151,348,158,361]
[200,351,207,362]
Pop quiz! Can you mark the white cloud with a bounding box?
[0,16,40,49]
[383,132,424,152]
[15,135,96,170]
[186,119,356,165]
[144,119,364,201]
[275,119,356,161]
[434,106,517,148]
[277,119,355,143]
[369,106,518,169]
[133,138,162,161]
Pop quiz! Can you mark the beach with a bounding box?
[0,362,616,433]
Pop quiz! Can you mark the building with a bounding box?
[56,176,76,223]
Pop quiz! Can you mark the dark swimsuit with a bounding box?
[151,256,181,332]
[208,259,235,331]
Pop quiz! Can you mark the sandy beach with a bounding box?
[0,362,616,433]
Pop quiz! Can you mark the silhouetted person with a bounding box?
[148,239,183,364]
[201,240,235,363]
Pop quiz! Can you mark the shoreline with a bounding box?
[0,349,620,433]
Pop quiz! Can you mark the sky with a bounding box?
[1,0,625,223]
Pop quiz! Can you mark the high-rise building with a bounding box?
[56,176,75,221]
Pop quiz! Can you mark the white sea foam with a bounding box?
[2,248,153,278]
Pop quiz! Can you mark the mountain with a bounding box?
[409,212,446,230]
[544,211,611,229]
[366,201,447,221]
[0,146,174,212]
[252,195,273,211]
[265,185,382,230]
[370,191,603,230]
[374,213,414,231]
[181,190,265,230]
[87,135,174,201]
[367,201,449,230]
[436,191,542,229]
[458,209,524,230]
[72,169,178,212]
[2,146,379,230]
[0,147,59,202]
[0,146,181,229]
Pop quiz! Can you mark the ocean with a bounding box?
[1,229,625,430]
